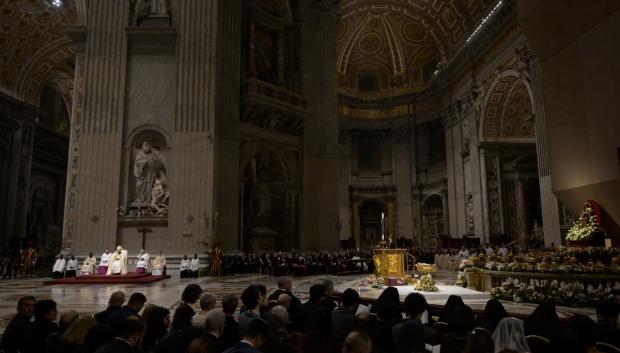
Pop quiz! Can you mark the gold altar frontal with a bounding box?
[373,248,407,278]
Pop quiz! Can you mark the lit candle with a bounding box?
[381,212,384,221]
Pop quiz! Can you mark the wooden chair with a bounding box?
[596,342,620,353]
[526,335,551,353]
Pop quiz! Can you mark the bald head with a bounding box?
[343,331,372,353]
[277,293,291,309]
[205,309,226,337]
[109,291,126,307]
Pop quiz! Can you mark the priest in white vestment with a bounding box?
[152,251,166,275]
[65,255,79,277]
[81,252,97,275]
[180,255,190,278]
[189,253,200,278]
[136,249,150,273]
[98,249,111,274]
[52,254,66,279]
[107,246,128,275]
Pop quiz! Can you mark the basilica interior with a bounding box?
[1,0,618,257]
[1,1,620,353]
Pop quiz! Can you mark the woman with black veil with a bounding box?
[438,295,465,323]
[370,287,403,352]
[524,302,560,340]
[477,299,508,332]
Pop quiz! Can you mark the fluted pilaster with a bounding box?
[531,61,562,246]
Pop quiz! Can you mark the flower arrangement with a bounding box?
[367,274,386,289]
[468,248,620,275]
[455,271,467,287]
[490,277,620,307]
[415,274,439,292]
[566,202,600,241]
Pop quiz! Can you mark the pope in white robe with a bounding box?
[136,249,150,273]
[152,251,166,276]
[81,253,97,275]
[107,246,128,275]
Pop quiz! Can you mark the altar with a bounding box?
[373,248,407,278]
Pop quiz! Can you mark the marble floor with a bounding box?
[0,270,594,333]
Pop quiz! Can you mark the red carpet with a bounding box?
[43,272,171,285]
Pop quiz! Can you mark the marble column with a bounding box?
[387,196,396,238]
[213,0,242,250]
[352,197,360,247]
[168,0,219,251]
[5,123,34,242]
[530,61,562,246]
[515,177,529,246]
[393,127,413,239]
[62,0,130,254]
[299,2,340,250]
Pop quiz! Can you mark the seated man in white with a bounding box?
[52,254,66,279]
[107,246,128,275]
[180,255,190,278]
[136,249,150,273]
[81,252,97,275]
[152,251,166,276]
[65,255,79,277]
[190,253,200,278]
[98,248,111,274]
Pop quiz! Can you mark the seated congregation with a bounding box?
[1,276,619,353]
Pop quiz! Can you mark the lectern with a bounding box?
[373,248,407,278]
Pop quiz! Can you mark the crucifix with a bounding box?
[136,227,152,249]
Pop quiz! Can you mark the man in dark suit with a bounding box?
[95,290,126,324]
[94,318,146,353]
[19,299,59,353]
[267,276,302,315]
[108,292,147,331]
[594,299,620,347]
[331,289,360,338]
[223,319,268,353]
[186,309,227,353]
[220,294,240,349]
[291,284,326,333]
[0,296,36,353]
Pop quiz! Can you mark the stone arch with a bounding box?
[239,140,299,184]
[480,70,535,143]
[15,37,76,107]
[359,198,387,245]
[421,194,444,247]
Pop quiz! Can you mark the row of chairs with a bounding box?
[428,321,620,353]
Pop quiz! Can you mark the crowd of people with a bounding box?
[218,250,375,277]
[1,275,619,353]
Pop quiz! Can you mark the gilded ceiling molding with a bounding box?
[338,16,372,75]
[15,37,76,107]
[480,69,535,143]
[379,14,404,77]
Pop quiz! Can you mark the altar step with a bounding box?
[43,272,171,285]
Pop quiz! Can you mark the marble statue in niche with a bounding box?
[462,118,470,146]
[133,141,167,205]
[467,193,475,234]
